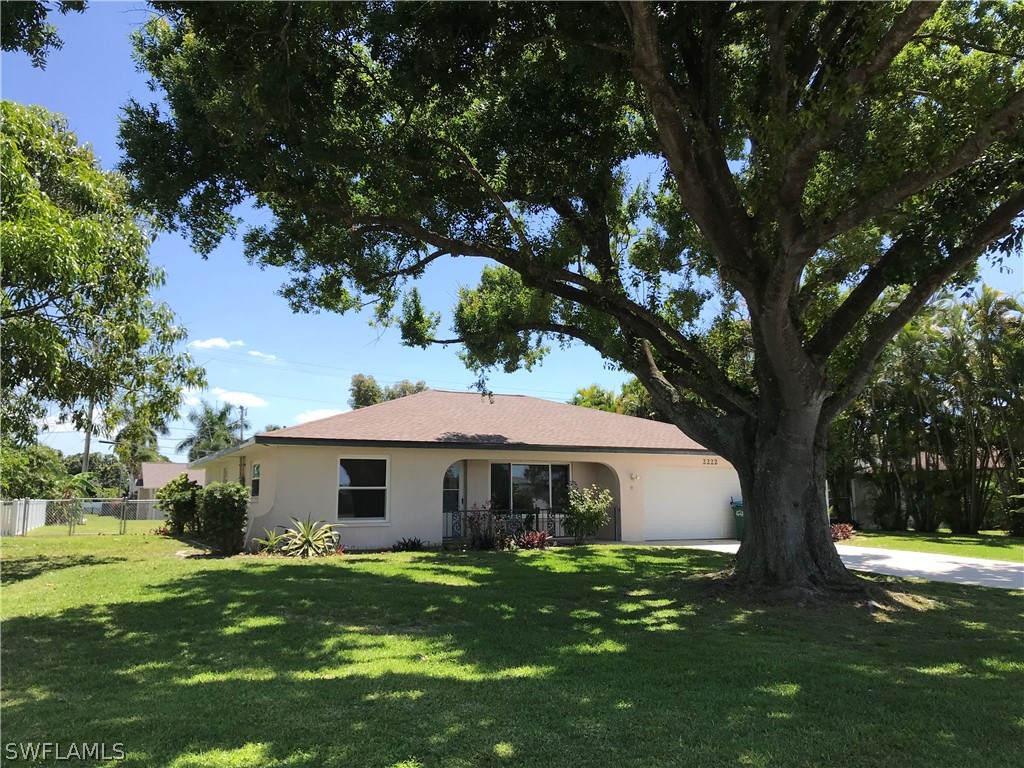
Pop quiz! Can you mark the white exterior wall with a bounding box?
[201,445,740,550]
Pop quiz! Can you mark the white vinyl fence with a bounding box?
[1,499,47,536]
[0,498,164,536]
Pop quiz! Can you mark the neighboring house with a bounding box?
[137,462,207,501]
[189,390,742,548]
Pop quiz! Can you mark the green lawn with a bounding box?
[27,517,160,537]
[848,530,1024,562]
[1,535,1022,768]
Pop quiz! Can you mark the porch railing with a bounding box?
[443,508,570,542]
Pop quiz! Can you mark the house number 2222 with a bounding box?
[702,458,718,466]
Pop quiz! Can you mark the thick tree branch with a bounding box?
[620,1,758,293]
[631,339,740,459]
[822,191,1024,422]
[912,33,1024,62]
[798,88,1024,253]
[779,3,939,247]
[345,210,759,418]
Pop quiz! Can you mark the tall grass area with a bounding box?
[2,535,1022,767]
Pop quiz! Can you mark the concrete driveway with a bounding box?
[661,540,1024,590]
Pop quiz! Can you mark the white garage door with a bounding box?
[644,466,741,540]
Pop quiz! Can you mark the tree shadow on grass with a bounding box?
[2,549,1022,767]
[0,554,127,585]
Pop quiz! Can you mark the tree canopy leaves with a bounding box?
[1,101,205,445]
[348,374,428,410]
[0,0,85,69]
[117,1,1024,589]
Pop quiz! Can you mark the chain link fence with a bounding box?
[0,498,164,536]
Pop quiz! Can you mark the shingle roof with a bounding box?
[140,462,207,489]
[259,390,708,453]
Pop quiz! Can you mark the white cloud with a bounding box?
[210,387,269,408]
[189,337,245,350]
[294,408,345,424]
[248,350,279,361]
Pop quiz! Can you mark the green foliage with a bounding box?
[570,385,617,413]
[63,452,122,490]
[156,473,203,536]
[117,2,1024,586]
[0,441,66,499]
[197,482,249,555]
[391,537,426,553]
[564,483,613,545]
[0,0,85,69]
[277,515,341,558]
[175,401,243,462]
[252,528,287,555]
[1010,465,1024,537]
[348,374,427,410]
[571,378,669,422]
[836,288,1023,534]
[0,101,205,445]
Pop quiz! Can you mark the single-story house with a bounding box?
[189,390,742,549]
[137,462,207,501]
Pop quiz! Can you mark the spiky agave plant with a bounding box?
[280,515,341,558]
[252,528,287,555]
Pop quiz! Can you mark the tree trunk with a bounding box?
[732,413,857,596]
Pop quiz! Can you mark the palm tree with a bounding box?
[115,416,171,493]
[176,401,245,461]
[570,385,617,413]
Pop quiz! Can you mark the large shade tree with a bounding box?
[120,2,1024,597]
[1,101,205,446]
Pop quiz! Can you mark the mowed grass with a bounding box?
[849,530,1024,562]
[27,517,159,537]
[1,536,1022,768]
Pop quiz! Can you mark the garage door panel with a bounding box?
[644,466,740,540]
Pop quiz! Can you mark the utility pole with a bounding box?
[237,405,246,443]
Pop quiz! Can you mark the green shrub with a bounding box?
[279,515,341,558]
[156,473,203,535]
[564,482,612,544]
[198,482,250,555]
[253,528,287,554]
[392,536,426,552]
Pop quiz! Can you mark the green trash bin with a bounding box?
[730,497,745,540]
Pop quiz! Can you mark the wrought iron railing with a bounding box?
[443,508,570,542]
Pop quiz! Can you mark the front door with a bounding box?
[443,462,464,512]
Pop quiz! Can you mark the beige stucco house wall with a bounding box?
[198,443,740,550]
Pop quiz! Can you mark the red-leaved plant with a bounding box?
[831,523,855,542]
[518,530,551,550]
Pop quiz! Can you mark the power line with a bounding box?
[192,349,594,399]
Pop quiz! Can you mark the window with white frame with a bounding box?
[337,457,388,520]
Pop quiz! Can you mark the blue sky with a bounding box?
[3,2,1021,463]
